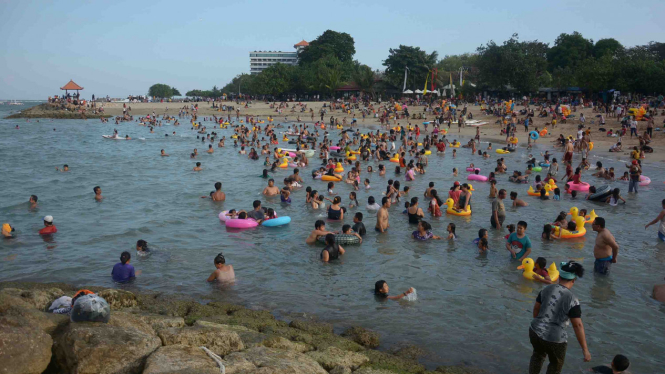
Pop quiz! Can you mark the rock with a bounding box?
[224,346,327,374]
[262,336,313,353]
[136,293,197,317]
[0,291,33,312]
[261,325,314,344]
[158,325,244,357]
[97,289,138,309]
[306,346,369,371]
[435,366,487,374]
[137,313,185,332]
[0,287,64,310]
[0,325,53,374]
[390,345,426,360]
[352,368,398,374]
[54,322,161,374]
[108,311,157,336]
[289,319,334,335]
[142,345,220,374]
[361,350,426,374]
[330,366,353,374]
[342,326,380,348]
[195,320,269,348]
[0,305,69,335]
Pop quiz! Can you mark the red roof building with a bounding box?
[60,80,84,90]
[294,40,309,48]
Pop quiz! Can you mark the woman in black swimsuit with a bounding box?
[407,197,424,224]
[327,196,344,220]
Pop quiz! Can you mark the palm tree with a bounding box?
[352,65,376,99]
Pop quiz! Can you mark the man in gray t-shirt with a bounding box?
[246,200,264,222]
[490,189,506,229]
[530,284,580,343]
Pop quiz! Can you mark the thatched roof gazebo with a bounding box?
[61,80,84,97]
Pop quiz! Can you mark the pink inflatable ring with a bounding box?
[639,175,651,186]
[466,167,480,172]
[467,174,488,182]
[566,181,590,192]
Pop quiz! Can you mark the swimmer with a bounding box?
[510,191,528,207]
[352,212,366,236]
[452,168,458,177]
[193,162,202,171]
[29,194,38,208]
[366,196,381,210]
[55,164,69,172]
[305,220,337,245]
[473,228,489,252]
[374,280,414,300]
[446,223,457,240]
[93,186,103,201]
[321,233,345,262]
[112,251,135,283]
[206,252,235,283]
[207,144,214,154]
[160,149,169,157]
[341,224,363,243]
[136,239,150,254]
[412,220,441,240]
[212,182,226,201]
[2,223,15,238]
[375,196,391,233]
[262,179,279,196]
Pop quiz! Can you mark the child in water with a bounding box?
[349,192,360,208]
[591,354,630,374]
[374,280,414,300]
[446,223,457,241]
[541,224,558,241]
[532,257,555,284]
[280,187,291,203]
[206,253,235,283]
[473,228,489,251]
[136,239,150,255]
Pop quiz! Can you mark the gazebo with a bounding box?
[60,80,84,98]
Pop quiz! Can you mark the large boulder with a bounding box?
[54,322,161,374]
[306,346,369,371]
[158,325,244,357]
[224,347,327,374]
[0,305,69,335]
[142,345,220,374]
[289,319,334,335]
[0,287,65,310]
[0,325,53,374]
[342,326,380,348]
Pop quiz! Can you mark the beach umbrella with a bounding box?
[414,89,423,94]
[403,90,414,94]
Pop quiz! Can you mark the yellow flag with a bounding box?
[423,74,428,95]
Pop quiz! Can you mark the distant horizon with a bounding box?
[1,0,664,99]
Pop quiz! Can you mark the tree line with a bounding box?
[152,30,665,99]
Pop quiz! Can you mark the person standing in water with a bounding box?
[645,199,665,241]
[375,196,390,233]
[528,261,591,374]
[93,186,103,201]
[592,217,619,275]
[211,182,226,201]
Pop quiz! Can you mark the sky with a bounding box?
[1,0,664,100]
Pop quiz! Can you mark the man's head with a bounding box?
[611,354,630,372]
[592,217,606,231]
[498,189,507,199]
[354,212,363,223]
[43,215,54,226]
[93,186,101,195]
[382,196,390,207]
[29,195,38,203]
[253,200,261,210]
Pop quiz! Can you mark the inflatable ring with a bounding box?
[317,234,361,245]
[450,142,460,148]
[496,149,510,154]
[330,146,341,151]
[225,218,258,229]
[639,175,651,186]
[346,154,357,161]
[467,174,488,182]
[444,198,471,216]
[552,216,586,238]
[424,150,432,155]
[321,175,342,182]
[539,162,550,167]
[509,137,518,144]
[527,186,547,196]
[529,131,539,140]
[531,166,542,172]
[566,181,590,192]
[262,216,291,227]
[539,129,548,137]
[587,185,612,201]
[517,258,559,282]
[466,167,480,172]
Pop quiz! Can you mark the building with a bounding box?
[249,40,309,75]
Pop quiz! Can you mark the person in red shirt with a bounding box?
[436,141,446,153]
[570,168,582,184]
[448,182,462,206]
[39,215,57,235]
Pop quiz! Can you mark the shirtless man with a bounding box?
[510,191,529,207]
[211,182,226,201]
[375,196,391,233]
[563,139,574,164]
[160,149,169,156]
[305,220,336,245]
[592,217,619,275]
[206,253,235,283]
[55,164,69,172]
[93,186,103,201]
[262,179,280,196]
[29,195,38,208]
[193,162,202,171]
[291,168,304,184]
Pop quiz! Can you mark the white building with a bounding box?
[249,40,309,75]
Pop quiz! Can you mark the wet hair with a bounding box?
[542,225,552,240]
[560,261,585,280]
[478,228,487,239]
[612,188,620,198]
[510,191,518,199]
[567,221,577,231]
[120,251,131,265]
[137,240,148,251]
[238,212,247,219]
[315,219,325,229]
[196,162,201,167]
[535,257,547,269]
[517,221,528,229]
[612,355,630,372]
[594,216,606,228]
[429,182,434,187]
[30,195,38,202]
[571,190,577,198]
[324,233,335,245]
[448,222,456,235]
[333,196,341,204]
[506,223,515,233]
[214,253,226,265]
[420,221,432,231]
[382,196,389,206]
[327,182,334,189]
[342,224,351,233]
[93,186,101,193]
[374,280,387,295]
[214,182,222,190]
[354,212,363,221]
[410,197,418,205]
[554,188,560,196]
[253,200,261,209]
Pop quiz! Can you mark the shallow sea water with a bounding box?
[1,104,664,373]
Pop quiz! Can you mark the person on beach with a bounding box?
[592,217,619,275]
[506,221,531,261]
[645,199,665,241]
[111,251,135,283]
[321,233,345,262]
[529,261,591,374]
[305,220,336,245]
[375,196,390,233]
[374,280,414,300]
[93,186,103,201]
[39,215,57,235]
[207,252,235,282]
[491,189,506,229]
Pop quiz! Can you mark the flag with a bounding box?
[402,67,409,92]
[423,74,428,95]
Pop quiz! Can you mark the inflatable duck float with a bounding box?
[517,258,560,282]
[444,198,471,216]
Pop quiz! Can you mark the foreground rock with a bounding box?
[224,346,328,374]
[142,345,220,374]
[158,325,244,356]
[0,325,52,374]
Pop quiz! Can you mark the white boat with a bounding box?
[8,100,23,106]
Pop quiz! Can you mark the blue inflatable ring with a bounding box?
[262,216,291,227]
[529,131,539,140]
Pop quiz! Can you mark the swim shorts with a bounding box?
[593,258,612,275]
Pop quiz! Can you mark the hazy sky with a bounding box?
[1,0,663,99]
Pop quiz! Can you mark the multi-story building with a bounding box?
[249,40,309,75]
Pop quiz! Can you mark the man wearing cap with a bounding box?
[39,216,57,235]
[2,223,15,238]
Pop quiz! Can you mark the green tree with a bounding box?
[593,38,623,58]
[148,84,175,98]
[383,45,438,90]
[252,63,295,96]
[298,30,356,65]
[547,32,594,71]
[352,64,377,98]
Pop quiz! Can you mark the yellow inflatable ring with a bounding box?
[496,149,510,154]
[321,175,342,182]
[509,137,518,144]
[444,198,471,216]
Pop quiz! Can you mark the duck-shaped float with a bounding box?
[279,157,289,168]
[517,258,560,282]
[444,198,471,216]
[389,154,400,163]
[552,207,586,238]
[334,162,344,173]
[346,152,357,161]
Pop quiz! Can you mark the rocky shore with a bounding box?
[0,281,481,374]
[5,103,111,119]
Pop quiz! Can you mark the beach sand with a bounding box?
[97,101,665,163]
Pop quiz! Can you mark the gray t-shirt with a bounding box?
[491,198,505,221]
[247,209,264,221]
[530,284,581,343]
